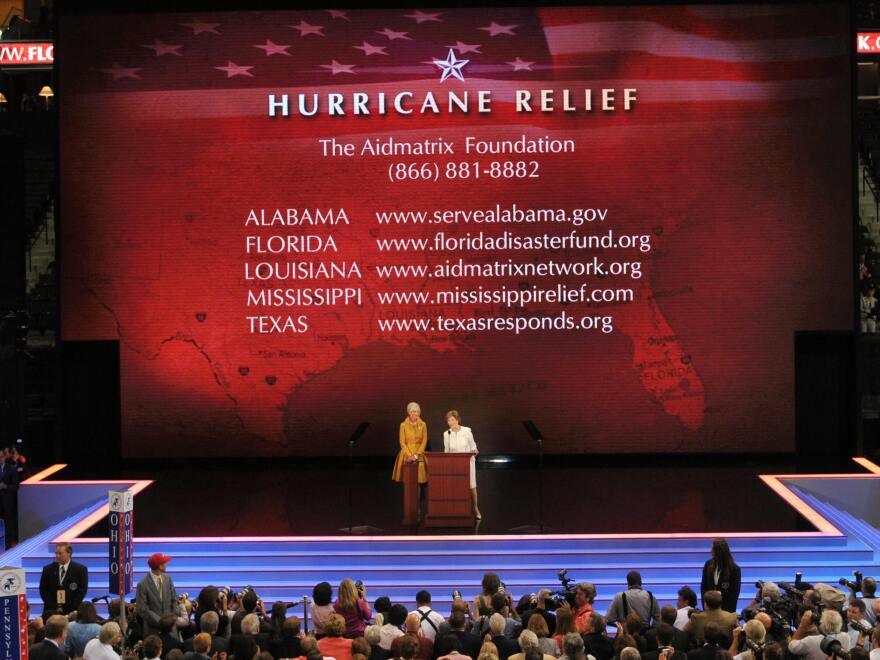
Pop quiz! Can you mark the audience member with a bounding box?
[365,624,388,660]
[510,630,555,660]
[551,606,575,654]
[38,542,89,620]
[729,620,765,660]
[674,588,697,632]
[184,633,212,660]
[158,613,184,657]
[165,650,184,660]
[29,615,68,660]
[686,623,724,660]
[858,578,877,625]
[313,582,335,637]
[558,633,589,660]
[435,610,480,660]
[686,592,737,645]
[413,591,445,642]
[237,612,271,653]
[478,641,499,660]
[136,553,177,636]
[319,613,355,660]
[621,613,647,653]
[185,611,229,655]
[646,605,690,653]
[436,635,468,660]
[519,591,556,638]
[270,616,303,659]
[848,600,872,650]
[642,624,686,660]
[143,635,163,660]
[788,609,850,660]
[231,591,264,635]
[390,613,433,660]
[381,605,408,650]
[65,601,102,658]
[526,614,557,657]
[395,636,422,660]
[573,584,597,635]
[700,539,741,614]
[228,634,258,660]
[194,587,229,638]
[607,573,660,628]
[617,649,639,660]
[582,614,614,660]
[489,614,519,660]
[475,574,503,617]
[84,621,123,660]
[335,579,373,639]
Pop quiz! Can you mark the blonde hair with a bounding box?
[324,614,346,638]
[445,410,461,423]
[478,641,499,660]
[406,402,421,414]
[337,578,359,612]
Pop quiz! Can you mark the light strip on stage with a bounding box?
[21,463,68,484]
[27,459,880,544]
[853,457,880,474]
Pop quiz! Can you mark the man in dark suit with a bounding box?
[158,613,184,657]
[182,633,213,660]
[29,615,68,660]
[38,542,89,620]
[686,623,724,660]
[645,606,692,653]
[488,613,519,660]
[184,611,229,656]
[582,613,615,660]
[434,611,480,660]
[642,625,688,660]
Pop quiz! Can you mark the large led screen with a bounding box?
[60,4,852,457]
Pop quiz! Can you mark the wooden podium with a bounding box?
[424,452,474,527]
[402,460,420,525]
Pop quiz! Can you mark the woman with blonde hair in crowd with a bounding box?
[334,579,372,639]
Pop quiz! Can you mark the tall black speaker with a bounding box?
[794,331,857,472]
[60,340,120,472]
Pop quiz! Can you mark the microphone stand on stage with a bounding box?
[522,420,544,534]
[346,422,370,535]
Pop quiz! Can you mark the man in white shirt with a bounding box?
[673,587,697,631]
[788,610,850,660]
[84,621,122,660]
[848,600,873,651]
[412,590,445,641]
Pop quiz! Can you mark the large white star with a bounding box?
[433,49,468,83]
[506,57,535,71]
[98,63,142,80]
[181,18,220,35]
[353,41,388,56]
[478,21,518,36]
[214,61,254,78]
[377,27,411,41]
[254,40,291,56]
[320,60,356,75]
[290,20,324,37]
[141,40,183,56]
[404,10,442,23]
[446,41,482,54]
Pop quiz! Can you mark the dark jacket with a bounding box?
[29,639,68,660]
[700,561,741,614]
[583,633,615,660]
[434,630,481,660]
[185,635,229,656]
[270,637,302,659]
[38,561,89,618]
[490,634,519,660]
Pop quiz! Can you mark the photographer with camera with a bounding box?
[848,578,877,627]
[231,589,270,636]
[847,601,872,652]
[606,572,660,628]
[729,620,766,660]
[573,584,597,635]
[519,590,556,638]
[334,578,373,639]
[789,609,850,660]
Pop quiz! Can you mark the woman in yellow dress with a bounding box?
[391,401,428,483]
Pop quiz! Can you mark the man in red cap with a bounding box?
[135,553,177,636]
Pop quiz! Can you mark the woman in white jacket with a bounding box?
[443,410,481,519]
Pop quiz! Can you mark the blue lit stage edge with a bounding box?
[7,460,880,616]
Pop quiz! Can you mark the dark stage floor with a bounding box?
[70,460,813,537]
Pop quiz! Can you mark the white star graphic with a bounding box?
[140,40,183,56]
[327,10,350,20]
[506,57,535,71]
[254,40,291,56]
[320,60,356,75]
[98,63,142,80]
[478,21,517,36]
[433,49,468,83]
[353,41,388,56]
[181,18,220,35]
[376,27,411,41]
[214,61,254,78]
[445,41,482,54]
[290,20,325,37]
[404,10,442,23]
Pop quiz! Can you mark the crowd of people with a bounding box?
[28,540,880,660]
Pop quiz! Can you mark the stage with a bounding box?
[4,458,880,619]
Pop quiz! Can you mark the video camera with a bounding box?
[548,569,577,609]
[839,571,863,593]
[850,619,872,635]
[820,637,850,660]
